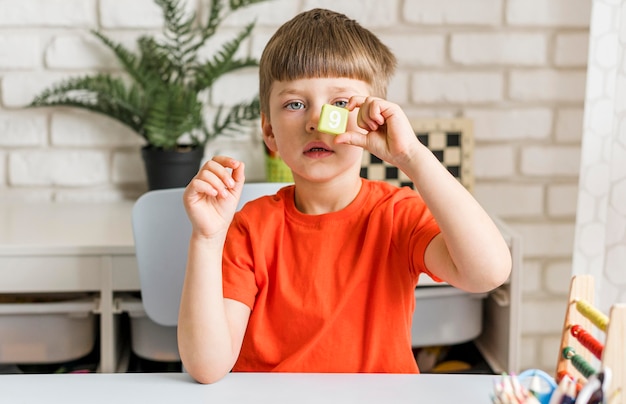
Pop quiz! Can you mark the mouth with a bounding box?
[303,142,334,157]
[304,142,332,153]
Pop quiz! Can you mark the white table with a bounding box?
[0,202,138,372]
[0,372,500,403]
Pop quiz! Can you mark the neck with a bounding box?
[292,176,363,215]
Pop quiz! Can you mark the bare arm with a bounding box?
[337,97,511,293]
[402,144,511,293]
[177,156,251,384]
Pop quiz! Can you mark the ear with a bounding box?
[261,112,278,153]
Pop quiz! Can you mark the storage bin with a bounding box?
[411,286,486,347]
[119,297,179,362]
[119,286,484,361]
[0,295,97,364]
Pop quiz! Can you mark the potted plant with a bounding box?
[29,0,270,190]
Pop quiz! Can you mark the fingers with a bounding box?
[230,158,246,184]
[335,95,386,147]
[188,156,245,199]
[347,96,386,132]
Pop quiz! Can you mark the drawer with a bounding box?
[412,286,486,347]
[0,296,98,364]
[118,297,179,362]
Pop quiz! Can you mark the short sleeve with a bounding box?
[392,188,442,282]
[222,213,258,309]
[410,220,442,283]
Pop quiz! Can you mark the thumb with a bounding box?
[232,160,246,184]
[334,131,368,148]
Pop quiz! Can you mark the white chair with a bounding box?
[132,182,291,327]
[128,182,290,363]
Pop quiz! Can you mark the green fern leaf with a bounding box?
[206,97,260,139]
[30,75,147,136]
[194,22,257,91]
[228,0,270,11]
[143,85,204,148]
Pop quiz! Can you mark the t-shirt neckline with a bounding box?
[281,178,369,224]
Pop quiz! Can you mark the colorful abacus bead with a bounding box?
[562,346,597,379]
[570,324,604,360]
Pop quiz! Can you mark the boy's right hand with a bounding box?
[183,156,245,240]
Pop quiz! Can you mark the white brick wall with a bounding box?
[474,184,544,217]
[521,146,582,176]
[9,150,110,186]
[0,112,47,146]
[402,0,502,26]
[379,34,445,67]
[506,0,590,27]
[0,35,41,69]
[51,112,142,147]
[510,70,587,102]
[0,0,97,27]
[46,35,119,69]
[468,109,553,141]
[100,0,165,28]
[0,0,594,373]
[450,33,547,66]
[555,34,590,66]
[412,72,504,103]
[473,145,516,178]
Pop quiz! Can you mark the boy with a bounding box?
[178,8,512,384]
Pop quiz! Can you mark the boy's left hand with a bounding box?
[334,96,420,168]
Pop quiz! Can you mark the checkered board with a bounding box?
[360,118,474,193]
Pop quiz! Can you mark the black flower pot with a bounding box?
[141,146,204,190]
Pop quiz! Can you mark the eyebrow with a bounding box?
[275,85,358,97]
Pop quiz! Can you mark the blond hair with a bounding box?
[259,8,397,116]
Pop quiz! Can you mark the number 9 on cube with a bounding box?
[318,104,348,135]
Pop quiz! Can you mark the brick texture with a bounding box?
[0,35,41,69]
[451,33,547,66]
[0,0,97,27]
[403,0,502,26]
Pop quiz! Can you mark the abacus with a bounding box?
[556,274,626,403]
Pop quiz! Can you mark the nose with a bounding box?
[306,106,321,133]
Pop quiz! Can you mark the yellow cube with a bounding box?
[318,104,348,135]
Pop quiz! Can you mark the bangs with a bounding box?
[266,35,375,85]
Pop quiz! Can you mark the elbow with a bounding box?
[179,347,234,385]
[193,372,229,385]
[184,362,231,384]
[458,249,512,294]
[479,249,512,293]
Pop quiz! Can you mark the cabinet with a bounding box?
[0,202,137,373]
[0,202,520,374]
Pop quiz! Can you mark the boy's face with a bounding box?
[262,77,370,183]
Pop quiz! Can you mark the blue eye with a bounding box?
[333,100,348,108]
[286,101,305,110]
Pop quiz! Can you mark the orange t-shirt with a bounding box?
[222,179,441,373]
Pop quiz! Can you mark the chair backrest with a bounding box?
[132,182,291,326]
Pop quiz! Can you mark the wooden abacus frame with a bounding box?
[557,274,626,403]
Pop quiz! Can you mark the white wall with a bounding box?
[573,0,626,314]
[0,0,592,372]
